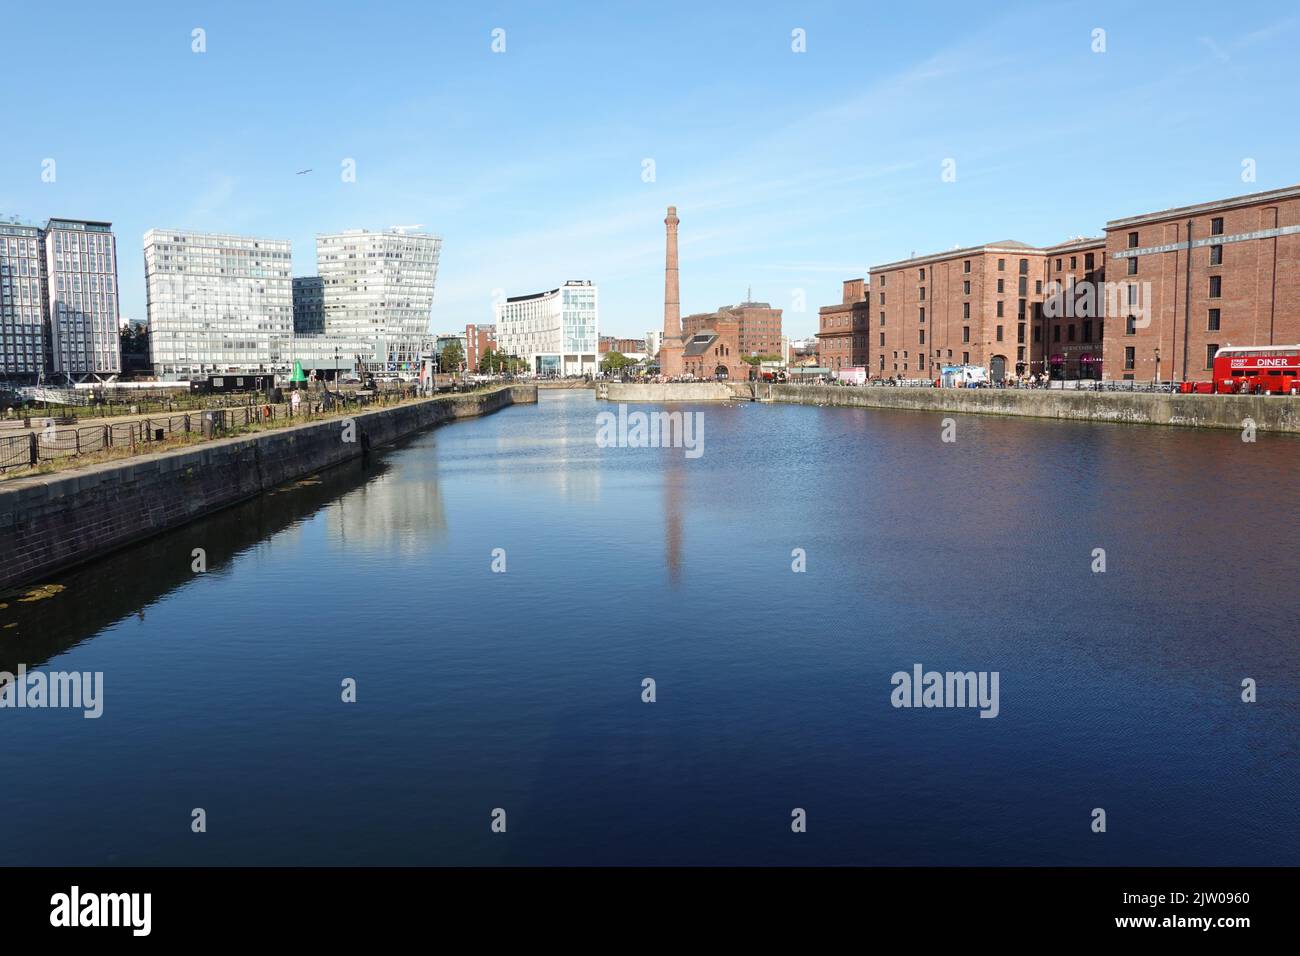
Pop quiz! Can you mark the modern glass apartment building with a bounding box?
[494,280,599,376]
[316,229,442,373]
[0,221,48,382]
[143,229,294,379]
[1,218,123,383]
[45,219,122,378]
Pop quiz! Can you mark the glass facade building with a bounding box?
[495,280,599,376]
[292,276,325,334]
[316,229,442,373]
[143,229,294,379]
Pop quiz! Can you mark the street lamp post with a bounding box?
[1154,347,1161,388]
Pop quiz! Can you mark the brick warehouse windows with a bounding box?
[1128,257,1138,275]
[1125,346,1136,369]
[1211,216,1224,235]
[1208,308,1221,331]
[1128,231,1139,248]
[1206,343,1218,368]
[1210,244,1222,265]
[1209,276,1222,298]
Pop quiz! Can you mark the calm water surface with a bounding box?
[1,390,1297,865]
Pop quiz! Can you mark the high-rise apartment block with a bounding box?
[45,220,122,377]
[0,221,48,381]
[1,217,122,382]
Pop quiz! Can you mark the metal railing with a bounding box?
[0,385,429,475]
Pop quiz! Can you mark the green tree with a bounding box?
[478,347,525,374]
[741,353,783,366]
[601,351,634,372]
[440,340,466,372]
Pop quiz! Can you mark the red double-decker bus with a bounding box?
[1211,345,1300,394]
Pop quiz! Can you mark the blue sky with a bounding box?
[2,0,1298,339]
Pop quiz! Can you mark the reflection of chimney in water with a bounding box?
[664,463,683,587]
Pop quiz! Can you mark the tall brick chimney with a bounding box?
[664,206,680,337]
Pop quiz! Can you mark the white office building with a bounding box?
[144,229,294,379]
[494,280,599,376]
[316,229,442,373]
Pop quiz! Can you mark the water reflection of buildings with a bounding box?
[328,472,448,553]
[479,404,604,504]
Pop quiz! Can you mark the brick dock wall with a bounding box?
[731,383,1300,433]
[0,385,537,590]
